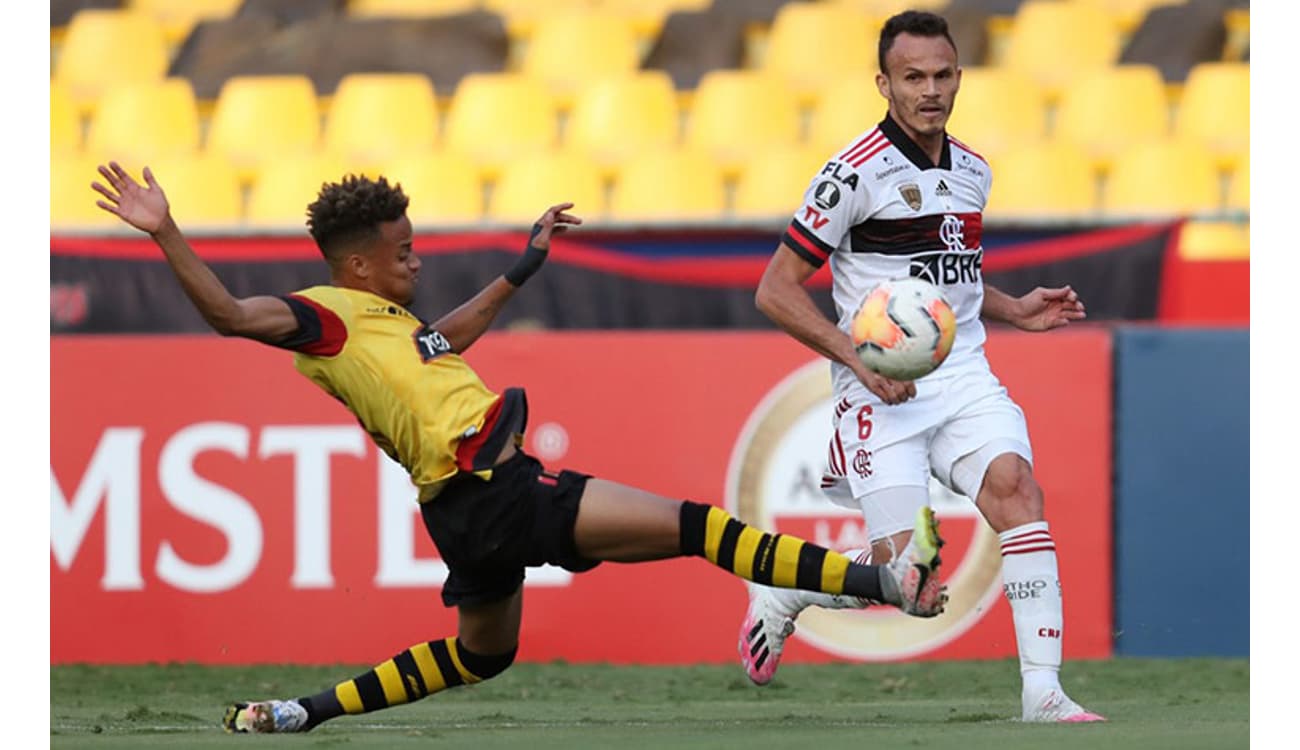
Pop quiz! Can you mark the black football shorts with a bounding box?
[421,450,601,607]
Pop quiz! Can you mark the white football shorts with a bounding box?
[820,366,1032,540]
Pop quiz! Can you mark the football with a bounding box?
[850,278,958,381]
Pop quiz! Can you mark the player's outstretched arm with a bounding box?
[982,282,1087,332]
[757,244,916,405]
[431,202,581,353]
[93,162,299,344]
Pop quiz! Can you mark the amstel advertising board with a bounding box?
[52,331,1111,664]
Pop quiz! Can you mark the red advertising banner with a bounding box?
[51,330,1112,665]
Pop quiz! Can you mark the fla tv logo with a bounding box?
[724,361,1004,660]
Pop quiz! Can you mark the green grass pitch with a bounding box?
[51,658,1247,749]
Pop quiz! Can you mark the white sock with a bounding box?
[998,522,1064,699]
[768,548,876,614]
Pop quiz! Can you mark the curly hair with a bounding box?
[306,174,411,262]
[878,10,957,74]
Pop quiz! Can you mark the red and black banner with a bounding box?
[51,223,1182,333]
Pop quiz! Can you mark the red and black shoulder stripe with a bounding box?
[782,220,835,268]
[276,294,348,356]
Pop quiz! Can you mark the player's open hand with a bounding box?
[860,368,917,406]
[1014,285,1087,332]
[528,202,583,250]
[92,162,170,234]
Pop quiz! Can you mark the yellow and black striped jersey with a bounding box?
[278,285,526,502]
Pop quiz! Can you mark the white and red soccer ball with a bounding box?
[850,277,957,381]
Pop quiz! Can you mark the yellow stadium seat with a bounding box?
[52,81,83,155]
[1054,65,1169,170]
[324,74,439,171]
[207,76,322,184]
[807,73,888,156]
[831,0,948,12]
[489,1,594,49]
[1227,162,1248,213]
[1103,141,1220,216]
[592,0,710,39]
[444,74,560,180]
[565,72,680,173]
[1175,62,1249,171]
[521,13,641,104]
[247,155,355,227]
[128,0,242,43]
[485,0,588,10]
[484,0,589,26]
[594,0,709,13]
[762,3,876,103]
[944,67,1048,161]
[685,71,801,177]
[986,142,1098,219]
[55,11,169,113]
[489,152,606,224]
[1178,220,1249,261]
[349,0,479,17]
[380,152,484,225]
[1002,1,1121,99]
[1073,0,1186,33]
[52,155,121,229]
[86,79,201,163]
[733,146,830,219]
[609,149,725,221]
[1224,7,1249,61]
[131,155,244,227]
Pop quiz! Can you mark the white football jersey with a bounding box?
[782,113,993,396]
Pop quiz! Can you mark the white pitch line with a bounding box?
[53,717,947,733]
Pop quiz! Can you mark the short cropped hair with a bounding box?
[306,174,410,262]
[878,10,957,74]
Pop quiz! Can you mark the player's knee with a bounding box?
[979,457,1042,528]
[457,643,517,682]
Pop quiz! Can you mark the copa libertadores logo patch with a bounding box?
[813,181,841,210]
[724,360,1005,660]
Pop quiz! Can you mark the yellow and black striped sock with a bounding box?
[679,501,884,601]
[297,637,515,729]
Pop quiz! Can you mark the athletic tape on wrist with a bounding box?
[504,223,548,286]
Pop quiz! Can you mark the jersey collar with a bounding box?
[879,112,951,171]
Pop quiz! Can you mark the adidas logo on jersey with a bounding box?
[935,179,952,197]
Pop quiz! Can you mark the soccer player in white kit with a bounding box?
[736,10,1104,723]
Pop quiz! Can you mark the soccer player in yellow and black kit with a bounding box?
[91,161,948,734]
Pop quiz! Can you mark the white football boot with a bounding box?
[738,583,798,686]
[1022,688,1107,723]
[223,699,309,733]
